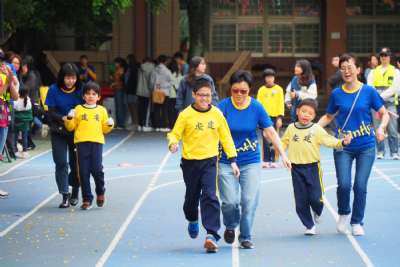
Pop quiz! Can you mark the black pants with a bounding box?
[76,142,105,202]
[153,97,169,128]
[291,162,323,229]
[167,98,178,129]
[137,96,150,127]
[262,117,277,162]
[181,157,221,240]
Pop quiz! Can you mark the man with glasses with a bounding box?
[367,47,400,160]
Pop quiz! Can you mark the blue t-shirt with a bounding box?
[218,97,273,166]
[45,84,83,116]
[326,84,384,151]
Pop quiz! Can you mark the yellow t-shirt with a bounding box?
[256,84,284,117]
[281,123,342,164]
[167,105,237,160]
[65,104,113,144]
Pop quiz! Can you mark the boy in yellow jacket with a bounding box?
[168,79,239,253]
[281,99,351,235]
[65,82,114,210]
[257,68,284,168]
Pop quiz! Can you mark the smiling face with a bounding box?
[64,74,77,89]
[196,59,207,74]
[83,89,100,105]
[231,81,250,106]
[296,104,316,125]
[192,86,212,111]
[340,58,359,84]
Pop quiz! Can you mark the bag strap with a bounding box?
[341,86,363,131]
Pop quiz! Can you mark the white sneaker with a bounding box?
[261,162,270,169]
[22,152,29,158]
[160,128,170,132]
[352,224,365,236]
[304,226,316,235]
[16,143,23,152]
[336,215,349,234]
[313,211,322,224]
[391,153,400,160]
[0,189,9,198]
[155,128,161,132]
[137,126,143,132]
[377,152,384,159]
[41,124,49,137]
[142,126,153,132]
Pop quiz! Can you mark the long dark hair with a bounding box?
[57,63,81,89]
[168,59,180,77]
[19,88,29,107]
[295,59,314,86]
[187,56,204,86]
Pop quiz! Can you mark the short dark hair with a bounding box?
[229,70,253,87]
[80,55,88,60]
[173,52,184,60]
[297,98,318,113]
[192,79,211,93]
[57,62,81,89]
[262,68,276,78]
[339,53,361,68]
[83,81,100,95]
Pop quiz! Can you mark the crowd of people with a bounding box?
[0,46,399,254]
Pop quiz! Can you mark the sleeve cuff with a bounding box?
[228,157,237,163]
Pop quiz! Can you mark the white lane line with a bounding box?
[372,167,400,191]
[0,132,134,238]
[0,149,51,177]
[232,228,240,267]
[323,184,375,267]
[0,192,58,237]
[95,151,171,267]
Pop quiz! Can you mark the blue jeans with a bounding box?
[374,103,398,155]
[333,146,375,225]
[0,127,8,153]
[218,163,260,242]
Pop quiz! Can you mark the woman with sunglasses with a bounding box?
[319,54,389,236]
[217,70,291,249]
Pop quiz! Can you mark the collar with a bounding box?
[191,104,212,113]
[231,96,251,110]
[61,86,76,94]
[342,82,362,94]
[83,103,97,109]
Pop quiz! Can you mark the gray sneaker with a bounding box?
[391,153,400,160]
[0,189,9,198]
[377,152,384,159]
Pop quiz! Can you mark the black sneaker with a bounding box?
[240,240,254,249]
[70,187,79,206]
[224,229,235,244]
[96,195,105,208]
[58,193,70,208]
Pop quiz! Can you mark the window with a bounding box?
[212,24,236,51]
[347,24,373,53]
[268,25,292,53]
[295,24,319,53]
[347,1,400,54]
[210,0,321,55]
[239,24,263,52]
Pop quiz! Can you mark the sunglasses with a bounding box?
[231,89,249,95]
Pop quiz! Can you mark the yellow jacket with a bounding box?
[65,104,113,144]
[256,84,284,117]
[168,105,237,160]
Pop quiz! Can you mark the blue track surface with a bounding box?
[0,131,399,266]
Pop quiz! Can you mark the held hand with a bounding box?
[169,144,179,153]
[376,127,385,142]
[276,118,282,129]
[290,91,296,99]
[107,117,114,126]
[231,162,240,178]
[67,109,75,119]
[342,133,352,145]
[281,155,292,170]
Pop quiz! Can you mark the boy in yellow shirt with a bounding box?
[65,82,114,210]
[281,99,351,235]
[257,68,284,168]
[168,79,240,253]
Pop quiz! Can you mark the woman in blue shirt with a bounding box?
[319,54,389,236]
[218,70,291,249]
[46,63,83,208]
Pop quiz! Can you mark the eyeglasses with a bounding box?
[231,89,249,95]
[340,65,355,72]
[195,93,211,98]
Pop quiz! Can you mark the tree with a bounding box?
[186,0,210,58]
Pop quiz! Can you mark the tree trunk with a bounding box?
[187,0,210,59]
